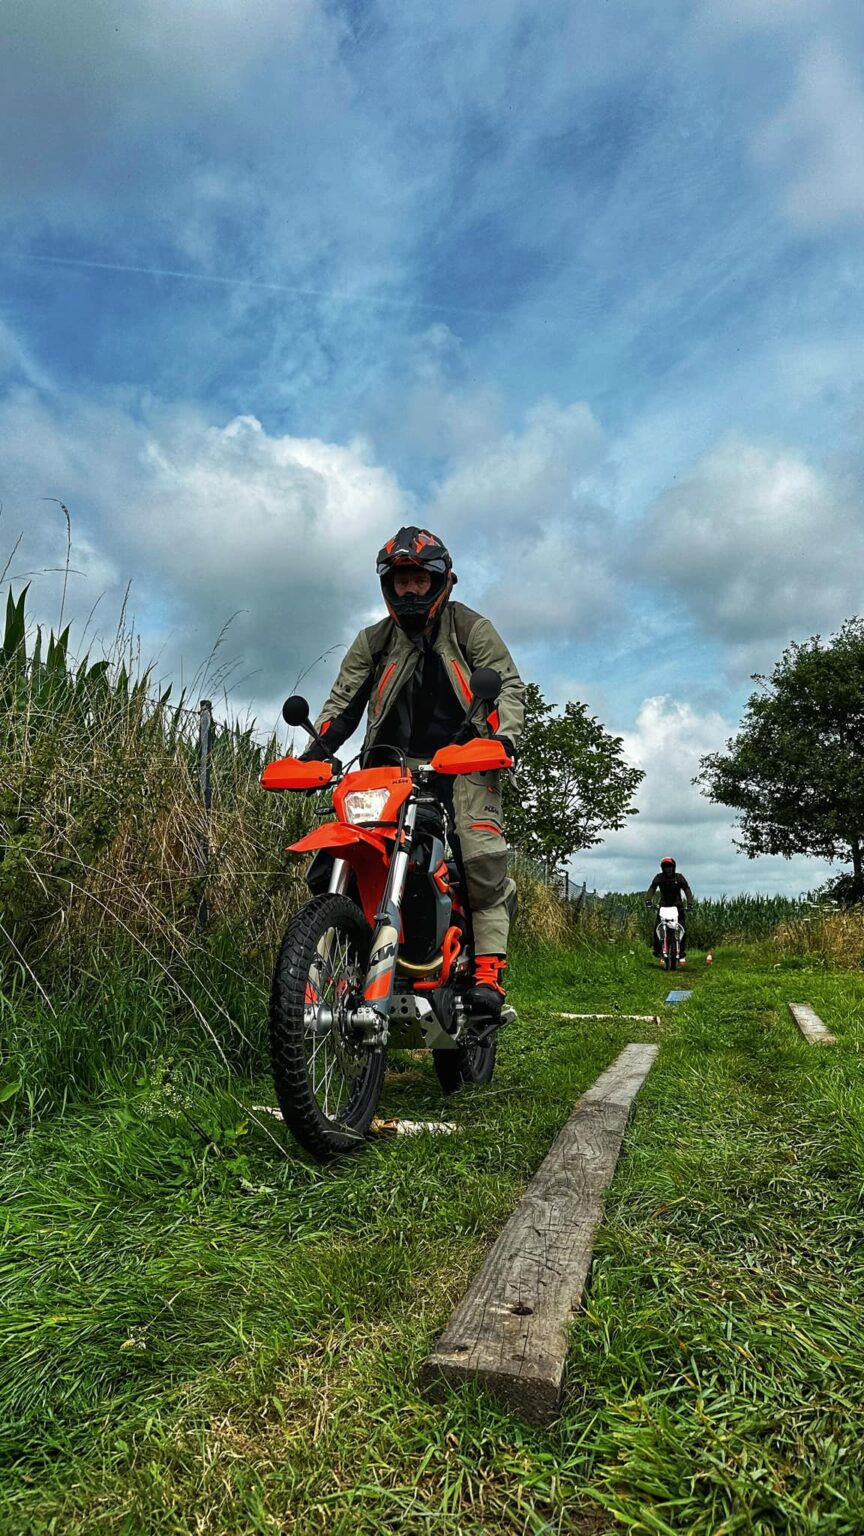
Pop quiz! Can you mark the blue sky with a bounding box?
[3,0,864,894]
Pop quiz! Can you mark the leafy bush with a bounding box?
[808,872,864,907]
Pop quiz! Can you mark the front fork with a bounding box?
[328,859,350,895]
[351,802,418,1047]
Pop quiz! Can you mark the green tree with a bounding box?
[503,683,643,873]
[696,617,864,895]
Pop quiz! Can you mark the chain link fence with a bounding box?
[506,849,598,910]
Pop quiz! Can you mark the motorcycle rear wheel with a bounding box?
[433,1033,497,1093]
[269,893,384,1160]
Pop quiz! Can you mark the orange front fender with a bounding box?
[288,821,393,928]
[288,822,389,856]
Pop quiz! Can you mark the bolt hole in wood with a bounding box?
[511,1304,533,1315]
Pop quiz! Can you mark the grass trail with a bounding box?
[3,945,864,1533]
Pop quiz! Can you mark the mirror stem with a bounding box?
[299,717,339,762]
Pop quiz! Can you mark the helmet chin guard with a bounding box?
[376,526,455,632]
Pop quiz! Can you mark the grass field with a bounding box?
[4,939,864,1534]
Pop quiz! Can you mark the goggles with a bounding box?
[377,552,449,576]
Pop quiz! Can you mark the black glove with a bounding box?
[491,734,516,765]
[299,740,329,763]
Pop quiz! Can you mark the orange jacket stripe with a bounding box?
[470,820,501,835]
[375,662,397,711]
[450,658,472,705]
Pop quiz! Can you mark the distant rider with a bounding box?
[646,856,695,964]
[300,526,525,1018]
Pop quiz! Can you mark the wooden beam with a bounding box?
[421,1042,658,1425]
[556,1012,660,1023]
[789,1002,837,1045]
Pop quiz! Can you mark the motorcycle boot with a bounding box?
[468,954,506,1018]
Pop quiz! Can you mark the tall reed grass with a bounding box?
[0,587,314,1102]
[772,905,864,968]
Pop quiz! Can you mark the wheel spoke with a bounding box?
[302,918,367,1126]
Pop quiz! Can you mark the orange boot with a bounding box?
[468,954,506,1017]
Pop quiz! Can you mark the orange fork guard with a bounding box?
[431,738,512,775]
[261,756,333,791]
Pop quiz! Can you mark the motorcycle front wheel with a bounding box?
[269,893,385,1160]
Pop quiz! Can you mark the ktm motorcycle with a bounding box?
[260,668,515,1160]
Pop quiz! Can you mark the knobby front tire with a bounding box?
[269,893,385,1161]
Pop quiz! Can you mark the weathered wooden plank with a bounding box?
[556,1012,660,1023]
[421,1042,658,1425]
[789,1002,837,1045]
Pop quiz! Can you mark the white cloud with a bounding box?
[0,0,316,202]
[574,695,833,898]
[639,437,864,671]
[693,3,864,230]
[695,0,816,41]
[428,398,619,640]
[431,399,605,529]
[0,388,406,715]
[754,44,864,230]
[0,317,53,391]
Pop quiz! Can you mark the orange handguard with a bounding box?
[260,756,333,791]
[430,738,513,775]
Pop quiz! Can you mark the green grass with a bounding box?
[4,943,864,1533]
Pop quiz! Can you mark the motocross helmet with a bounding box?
[660,856,676,872]
[376,526,455,634]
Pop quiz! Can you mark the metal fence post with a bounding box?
[197,699,212,931]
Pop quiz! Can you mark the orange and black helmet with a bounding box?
[376,526,455,633]
[660,856,676,872]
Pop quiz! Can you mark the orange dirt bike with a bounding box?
[260,667,516,1160]
[654,904,684,971]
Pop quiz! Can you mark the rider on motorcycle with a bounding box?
[646,856,695,963]
[300,526,525,1017]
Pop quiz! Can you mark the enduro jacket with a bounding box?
[648,871,695,907]
[310,601,525,757]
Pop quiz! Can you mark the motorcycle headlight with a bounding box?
[342,787,391,825]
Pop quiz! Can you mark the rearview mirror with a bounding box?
[468,667,501,703]
[282,694,311,727]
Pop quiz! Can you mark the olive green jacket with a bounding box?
[313,601,525,755]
